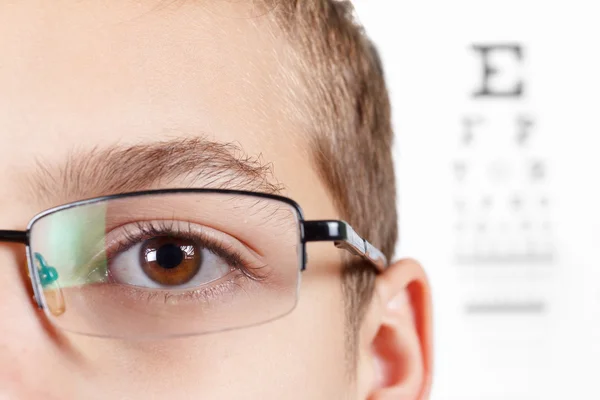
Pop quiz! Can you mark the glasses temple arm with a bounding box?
[302,220,388,272]
[0,230,28,245]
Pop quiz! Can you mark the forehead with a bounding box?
[0,1,336,221]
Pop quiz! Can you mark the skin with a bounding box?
[0,1,432,399]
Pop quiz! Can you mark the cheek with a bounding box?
[61,258,350,400]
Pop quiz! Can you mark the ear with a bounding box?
[357,258,433,400]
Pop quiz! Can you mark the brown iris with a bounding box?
[140,236,203,286]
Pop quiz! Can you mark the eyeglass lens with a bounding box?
[28,192,302,338]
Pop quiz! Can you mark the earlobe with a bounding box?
[361,258,432,400]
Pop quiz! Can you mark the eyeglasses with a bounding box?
[0,189,387,339]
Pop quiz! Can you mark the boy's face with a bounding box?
[0,2,430,399]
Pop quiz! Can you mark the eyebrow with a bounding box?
[26,137,284,206]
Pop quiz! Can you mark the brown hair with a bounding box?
[272,0,398,354]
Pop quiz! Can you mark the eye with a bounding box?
[103,222,253,290]
[140,237,203,286]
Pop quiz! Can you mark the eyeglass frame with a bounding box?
[0,188,388,311]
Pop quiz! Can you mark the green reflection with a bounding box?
[45,204,109,287]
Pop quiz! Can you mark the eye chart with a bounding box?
[454,44,554,311]
[354,1,600,399]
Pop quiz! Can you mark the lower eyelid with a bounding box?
[113,269,248,304]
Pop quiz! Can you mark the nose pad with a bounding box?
[34,252,65,316]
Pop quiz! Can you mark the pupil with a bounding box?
[156,243,184,269]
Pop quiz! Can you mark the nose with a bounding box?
[0,240,37,339]
[0,240,74,399]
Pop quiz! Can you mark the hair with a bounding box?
[271,1,398,361]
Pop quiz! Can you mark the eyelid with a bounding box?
[111,221,263,264]
[103,217,267,258]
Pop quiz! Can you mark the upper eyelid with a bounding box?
[103,220,266,272]
[103,217,266,258]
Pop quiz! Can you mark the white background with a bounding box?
[354,1,600,399]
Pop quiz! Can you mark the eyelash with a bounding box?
[104,220,265,283]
